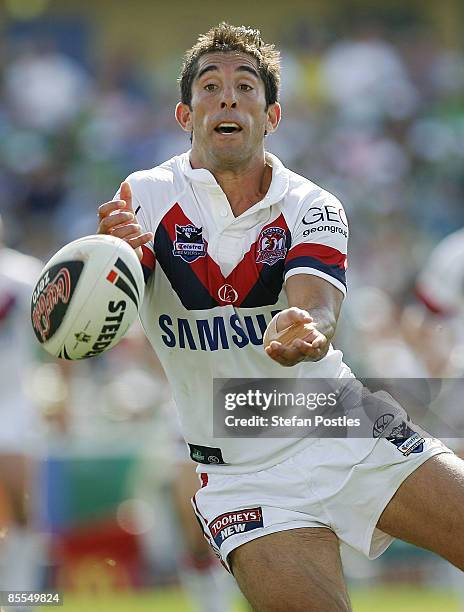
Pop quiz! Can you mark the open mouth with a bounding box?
[214,122,242,135]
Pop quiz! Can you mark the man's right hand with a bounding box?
[97,181,153,260]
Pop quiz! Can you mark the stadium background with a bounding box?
[0,0,463,609]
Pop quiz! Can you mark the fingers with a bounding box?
[286,306,312,322]
[98,210,135,234]
[96,183,153,261]
[307,335,325,349]
[126,232,154,250]
[97,181,133,223]
[108,223,141,240]
[98,199,126,220]
[277,306,312,332]
[265,331,328,366]
[264,306,324,365]
[265,344,322,366]
[99,216,153,245]
[119,181,133,211]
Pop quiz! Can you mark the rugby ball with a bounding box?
[31,234,144,359]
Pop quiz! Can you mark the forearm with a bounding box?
[302,305,337,344]
[285,274,342,339]
[265,275,343,367]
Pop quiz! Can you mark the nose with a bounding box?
[220,85,237,109]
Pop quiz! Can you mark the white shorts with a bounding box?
[192,435,451,572]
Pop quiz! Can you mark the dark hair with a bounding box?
[179,22,280,108]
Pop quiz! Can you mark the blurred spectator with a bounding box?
[320,24,418,122]
[0,215,54,601]
[4,38,93,133]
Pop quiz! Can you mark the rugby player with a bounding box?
[0,215,47,598]
[97,23,464,611]
[413,228,464,606]
[414,227,464,376]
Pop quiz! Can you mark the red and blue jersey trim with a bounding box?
[140,201,347,307]
[284,243,347,289]
[140,245,156,283]
[153,203,291,310]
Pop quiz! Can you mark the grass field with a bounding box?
[34,586,459,612]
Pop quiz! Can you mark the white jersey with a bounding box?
[121,151,349,472]
[0,248,43,450]
[416,228,464,317]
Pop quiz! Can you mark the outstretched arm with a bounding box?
[264,274,344,367]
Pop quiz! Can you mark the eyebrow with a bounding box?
[196,64,260,81]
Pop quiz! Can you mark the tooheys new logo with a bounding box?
[209,507,263,548]
[31,262,83,343]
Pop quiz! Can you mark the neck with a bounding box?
[189,149,272,216]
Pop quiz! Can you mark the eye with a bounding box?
[204,83,217,91]
[239,83,253,91]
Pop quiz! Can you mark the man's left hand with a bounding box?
[264,307,329,366]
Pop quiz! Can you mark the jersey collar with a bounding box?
[179,150,289,208]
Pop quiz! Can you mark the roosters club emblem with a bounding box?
[256,227,287,265]
[173,224,207,263]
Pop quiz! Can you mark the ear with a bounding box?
[175,102,193,133]
[265,102,281,135]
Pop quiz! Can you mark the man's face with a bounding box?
[176,52,280,169]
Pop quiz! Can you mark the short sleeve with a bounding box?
[284,195,348,295]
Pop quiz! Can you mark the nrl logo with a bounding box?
[173,224,207,263]
[74,331,91,343]
[256,227,287,265]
